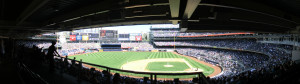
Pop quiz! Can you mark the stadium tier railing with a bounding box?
[58,56,210,84]
[17,62,48,84]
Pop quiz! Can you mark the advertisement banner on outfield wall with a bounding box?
[135,36,142,41]
[82,35,89,41]
[76,35,82,41]
[70,35,76,41]
[129,34,135,41]
[130,33,142,41]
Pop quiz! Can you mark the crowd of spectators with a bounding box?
[208,60,299,84]
[59,42,155,55]
[154,38,297,83]
[14,40,148,84]
[58,48,85,56]
[61,43,100,50]
[150,29,179,33]
[121,42,155,50]
[176,48,269,77]
[13,40,202,84]
[16,40,53,49]
[154,39,292,60]
[151,31,235,37]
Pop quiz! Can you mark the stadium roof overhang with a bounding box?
[1,0,300,38]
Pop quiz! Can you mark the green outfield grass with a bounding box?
[72,52,214,78]
[146,62,190,71]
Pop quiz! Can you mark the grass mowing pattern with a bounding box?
[146,62,190,71]
[72,52,214,78]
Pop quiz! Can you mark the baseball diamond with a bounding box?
[71,51,221,79]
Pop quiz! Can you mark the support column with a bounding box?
[154,75,157,84]
[198,74,201,84]
[107,68,111,84]
[150,74,153,84]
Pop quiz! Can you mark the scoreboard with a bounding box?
[68,30,120,42]
[100,30,118,41]
[100,30,118,38]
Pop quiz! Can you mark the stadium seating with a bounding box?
[10,39,299,84]
[176,48,269,77]
[151,31,237,37]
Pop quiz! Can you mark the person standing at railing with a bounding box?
[78,59,82,69]
[63,56,69,72]
[46,41,60,72]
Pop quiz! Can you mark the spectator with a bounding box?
[113,73,121,84]
[46,41,60,72]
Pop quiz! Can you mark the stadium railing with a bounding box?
[58,56,210,84]
[17,62,48,84]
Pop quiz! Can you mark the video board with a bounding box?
[100,30,118,38]
[100,30,118,42]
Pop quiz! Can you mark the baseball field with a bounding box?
[71,52,221,79]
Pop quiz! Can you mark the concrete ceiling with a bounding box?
[0,0,300,38]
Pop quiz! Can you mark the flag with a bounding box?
[70,35,76,41]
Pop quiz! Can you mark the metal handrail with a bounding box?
[17,62,48,84]
[59,56,209,84]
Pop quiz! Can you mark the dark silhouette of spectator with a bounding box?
[71,57,76,66]
[46,41,60,72]
[78,59,82,69]
[18,44,25,60]
[113,73,120,84]
[64,56,69,65]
